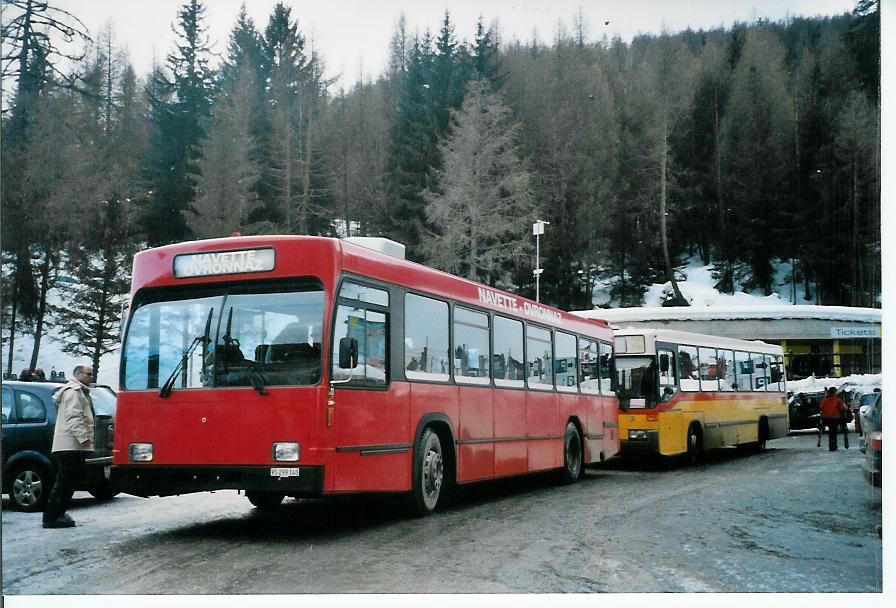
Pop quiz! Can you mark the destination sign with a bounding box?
[173,248,275,278]
[476,287,563,326]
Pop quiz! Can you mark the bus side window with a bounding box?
[658,349,677,401]
[599,341,615,394]
[554,332,578,393]
[756,354,771,392]
[678,345,700,392]
[718,349,736,392]
[699,347,720,392]
[526,325,553,390]
[578,338,600,395]
[454,307,490,385]
[771,355,785,391]
[494,316,524,388]
[405,294,449,382]
[734,351,752,392]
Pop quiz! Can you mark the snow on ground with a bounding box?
[591,258,816,309]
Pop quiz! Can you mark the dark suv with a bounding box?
[1,380,117,512]
[788,391,824,430]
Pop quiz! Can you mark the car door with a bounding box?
[1,385,15,467]
[9,387,53,459]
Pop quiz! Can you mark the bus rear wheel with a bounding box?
[739,419,769,453]
[409,428,444,516]
[559,422,583,484]
[685,424,703,465]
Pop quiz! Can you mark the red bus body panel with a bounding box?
[114,236,618,497]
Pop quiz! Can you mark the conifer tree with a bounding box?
[142,0,215,245]
[384,33,438,256]
[53,29,143,378]
[261,2,330,234]
[54,202,133,379]
[832,90,879,306]
[720,27,796,295]
[471,17,503,87]
[187,61,263,238]
[422,79,535,282]
[1,0,91,375]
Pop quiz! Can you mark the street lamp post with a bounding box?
[533,220,549,303]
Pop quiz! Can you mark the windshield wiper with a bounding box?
[249,369,268,396]
[220,305,267,396]
[159,309,213,398]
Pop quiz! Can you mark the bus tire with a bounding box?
[246,492,285,510]
[409,428,444,516]
[757,418,769,450]
[685,424,703,465]
[741,419,769,453]
[559,421,583,484]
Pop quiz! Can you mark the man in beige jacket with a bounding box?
[42,365,95,529]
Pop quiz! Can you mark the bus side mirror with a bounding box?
[339,337,358,369]
[659,354,669,373]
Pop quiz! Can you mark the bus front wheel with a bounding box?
[409,428,444,516]
[559,422,583,484]
[246,492,285,510]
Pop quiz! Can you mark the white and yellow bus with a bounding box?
[611,328,788,459]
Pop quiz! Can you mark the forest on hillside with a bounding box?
[0,0,880,375]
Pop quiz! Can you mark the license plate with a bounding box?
[270,467,301,478]
[104,465,111,479]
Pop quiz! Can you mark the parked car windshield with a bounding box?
[121,283,325,391]
[860,392,880,407]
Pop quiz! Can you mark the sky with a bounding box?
[49,0,860,89]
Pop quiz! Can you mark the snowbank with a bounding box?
[787,373,882,394]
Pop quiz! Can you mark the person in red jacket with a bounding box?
[819,387,847,451]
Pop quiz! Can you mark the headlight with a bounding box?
[273,442,300,462]
[128,443,154,462]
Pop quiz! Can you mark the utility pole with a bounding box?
[533,220,549,303]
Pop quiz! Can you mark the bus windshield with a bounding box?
[122,285,326,391]
[615,355,657,409]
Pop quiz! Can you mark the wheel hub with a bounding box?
[13,472,41,506]
[423,450,443,495]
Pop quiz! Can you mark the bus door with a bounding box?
[658,347,678,404]
[330,282,409,492]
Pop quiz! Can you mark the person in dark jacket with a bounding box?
[819,387,847,451]
[42,365,96,529]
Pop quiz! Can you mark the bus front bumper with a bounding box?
[111,465,324,498]
[619,430,660,456]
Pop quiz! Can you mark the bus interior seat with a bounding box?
[218,343,246,367]
[255,343,322,383]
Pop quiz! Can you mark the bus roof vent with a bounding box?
[343,237,406,260]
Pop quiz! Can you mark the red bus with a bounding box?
[111,236,619,514]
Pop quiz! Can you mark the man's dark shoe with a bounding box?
[42,515,76,529]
